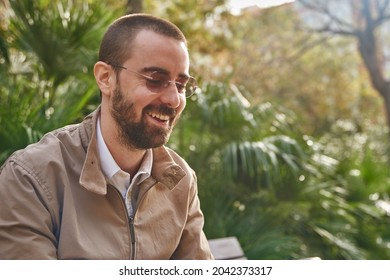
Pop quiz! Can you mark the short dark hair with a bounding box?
[98,14,187,66]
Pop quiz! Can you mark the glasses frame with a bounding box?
[108,62,197,98]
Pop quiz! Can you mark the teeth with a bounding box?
[148,112,170,121]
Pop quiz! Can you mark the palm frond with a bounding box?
[312,226,367,259]
[221,135,308,190]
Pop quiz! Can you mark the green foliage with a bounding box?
[170,82,310,258]
[313,119,390,259]
[0,0,117,163]
[170,81,390,259]
[8,0,114,87]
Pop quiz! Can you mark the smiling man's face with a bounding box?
[109,29,190,150]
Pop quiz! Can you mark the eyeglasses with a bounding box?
[108,63,197,98]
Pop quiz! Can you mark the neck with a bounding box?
[99,109,146,177]
[111,144,146,178]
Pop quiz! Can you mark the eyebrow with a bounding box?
[140,66,190,79]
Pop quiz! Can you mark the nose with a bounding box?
[159,81,182,108]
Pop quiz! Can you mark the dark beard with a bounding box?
[110,87,179,150]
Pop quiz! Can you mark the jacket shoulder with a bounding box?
[4,123,82,165]
[0,122,89,196]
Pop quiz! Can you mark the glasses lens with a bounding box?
[145,71,197,97]
[185,77,197,97]
[145,72,168,91]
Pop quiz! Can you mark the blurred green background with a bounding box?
[1,0,389,259]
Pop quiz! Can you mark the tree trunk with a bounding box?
[381,87,390,130]
[356,0,390,129]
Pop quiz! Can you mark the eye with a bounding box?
[146,77,164,86]
[149,72,168,81]
[147,72,169,87]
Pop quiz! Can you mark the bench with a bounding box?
[208,236,321,260]
[208,236,247,260]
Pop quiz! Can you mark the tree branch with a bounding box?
[297,1,359,40]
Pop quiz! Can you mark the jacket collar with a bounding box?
[79,107,186,195]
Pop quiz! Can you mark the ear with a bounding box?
[94,61,115,97]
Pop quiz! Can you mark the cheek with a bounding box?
[120,85,151,108]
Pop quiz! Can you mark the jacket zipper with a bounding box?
[110,181,157,259]
[109,185,135,260]
[129,180,157,259]
[129,216,136,260]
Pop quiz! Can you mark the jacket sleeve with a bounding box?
[171,172,214,260]
[0,160,58,260]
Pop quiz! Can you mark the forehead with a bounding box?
[127,30,190,75]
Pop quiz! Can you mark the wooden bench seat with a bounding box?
[208,236,247,260]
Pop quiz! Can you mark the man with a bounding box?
[0,14,214,260]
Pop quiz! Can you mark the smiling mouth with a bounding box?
[147,112,171,122]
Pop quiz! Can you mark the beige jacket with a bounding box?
[0,108,213,260]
